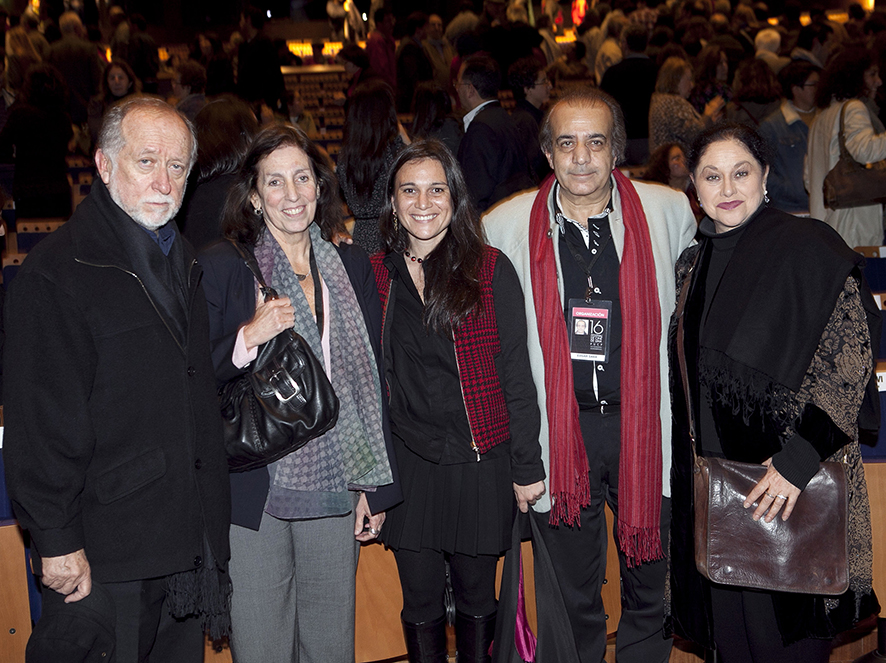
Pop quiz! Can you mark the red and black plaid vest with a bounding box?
[370,247,511,453]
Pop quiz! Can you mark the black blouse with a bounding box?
[382,253,545,485]
[696,216,748,457]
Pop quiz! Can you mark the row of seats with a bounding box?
[0,158,93,285]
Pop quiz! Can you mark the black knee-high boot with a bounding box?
[455,610,496,663]
[402,613,448,663]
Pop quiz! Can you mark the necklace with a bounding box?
[404,249,425,264]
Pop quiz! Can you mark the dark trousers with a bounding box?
[393,548,500,622]
[534,407,671,663]
[710,585,832,663]
[103,577,204,663]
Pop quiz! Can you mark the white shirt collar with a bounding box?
[552,182,612,249]
[462,99,496,132]
[782,99,815,125]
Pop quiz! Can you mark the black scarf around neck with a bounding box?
[92,179,190,349]
[693,206,879,432]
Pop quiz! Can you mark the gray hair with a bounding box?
[539,88,627,166]
[59,11,84,36]
[97,96,197,174]
[755,28,781,54]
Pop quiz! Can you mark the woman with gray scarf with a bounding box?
[198,124,400,662]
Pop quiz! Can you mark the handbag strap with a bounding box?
[734,101,761,127]
[835,99,881,166]
[837,102,852,162]
[228,239,324,337]
[675,250,701,460]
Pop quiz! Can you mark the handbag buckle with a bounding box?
[268,367,302,403]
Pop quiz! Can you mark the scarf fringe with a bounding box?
[698,348,795,431]
[165,551,232,640]
[548,476,592,528]
[617,521,665,568]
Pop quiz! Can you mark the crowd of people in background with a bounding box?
[2,0,886,246]
[2,1,886,663]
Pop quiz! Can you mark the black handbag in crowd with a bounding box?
[674,255,850,595]
[219,241,339,473]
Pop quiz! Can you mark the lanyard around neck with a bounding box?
[562,208,612,302]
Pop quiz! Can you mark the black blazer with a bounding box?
[198,239,402,530]
[457,101,533,213]
[600,56,658,140]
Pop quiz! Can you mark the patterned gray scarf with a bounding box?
[256,224,392,520]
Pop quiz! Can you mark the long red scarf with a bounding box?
[528,170,663,566]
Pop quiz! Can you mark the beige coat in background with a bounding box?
[806,98,886,249]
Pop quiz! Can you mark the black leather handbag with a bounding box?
[219,241,339,472]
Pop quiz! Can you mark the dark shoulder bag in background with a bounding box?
[823,101,886,210]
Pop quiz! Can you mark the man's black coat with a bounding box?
[3,179,231,582]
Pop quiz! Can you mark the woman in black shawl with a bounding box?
[667,122,880,662]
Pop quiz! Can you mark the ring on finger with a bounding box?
[368,528,379,535]
[766,492,776,499]
[776,494,788,500]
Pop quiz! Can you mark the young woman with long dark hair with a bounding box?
[370,139,545,663]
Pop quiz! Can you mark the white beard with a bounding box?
[107,179,181,231]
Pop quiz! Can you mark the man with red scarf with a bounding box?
[484,89,695,663]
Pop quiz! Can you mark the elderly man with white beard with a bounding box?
[4,96,231,663]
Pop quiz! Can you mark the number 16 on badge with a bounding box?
[569,299,612,362]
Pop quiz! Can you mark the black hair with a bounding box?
[796,21,833,51]
[378,139,484,334]
[102,59,141,101]
[411,82,453,136]
[22,63,68,111]
[176,60,207,93]
[242,4,266,30]
[815,46,876,108]
[687,122,772,175]
[338,79,400,198]
[778,59,821,99]
[508,56,544,102]
[193,95,259,183]
[623,22,649,53]
[460,54,500,100]
[693,43,726,89]
[732,58,780,103]
[373,7,390,25]
[642,142,682,185]
[406,11,429,35]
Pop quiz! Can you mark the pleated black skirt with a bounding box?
[380,436,515,556]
